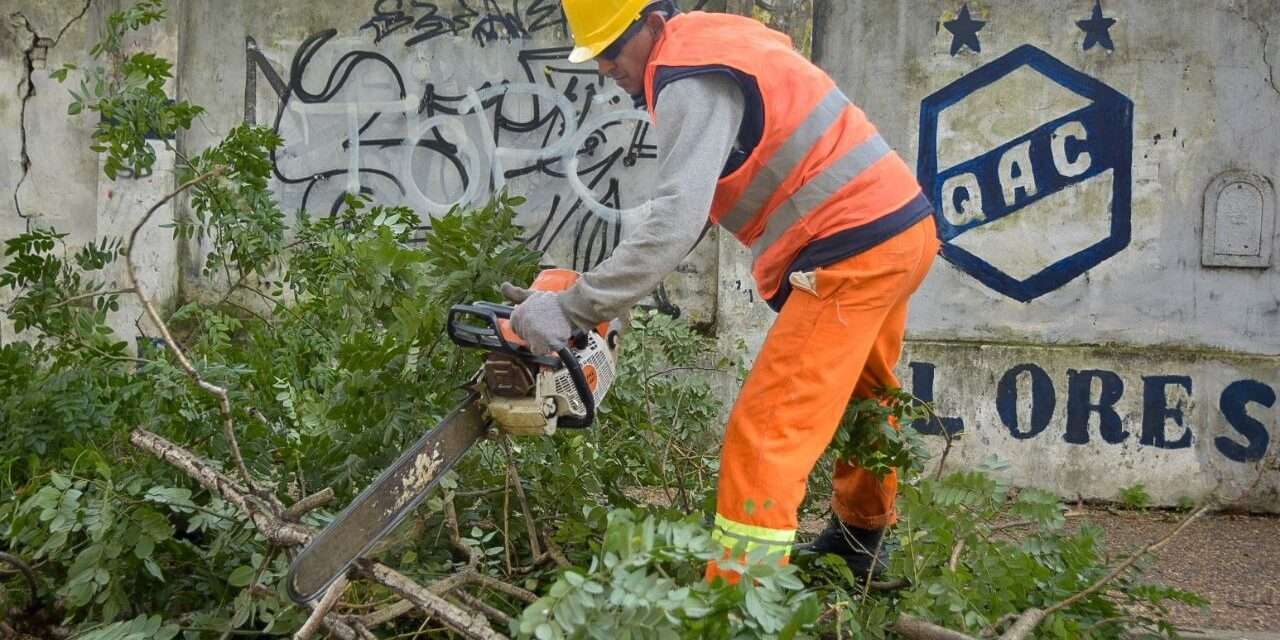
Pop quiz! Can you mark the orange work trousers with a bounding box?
[707,216,939,583]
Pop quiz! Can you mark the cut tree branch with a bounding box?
[358,561,504,640]
[293,575,348,640]
[46,287,136,310]
[122,165,258,491]
[500,438,542,564]
[284,488,335,521]
[0,552,38,608]
[250,584,362,640]
[891,615,977,640]
[131,429,508,640]
[130,429,310,545]
[1034,503,1213,622]
[892,503,1215,640]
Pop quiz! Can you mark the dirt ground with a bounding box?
[632,485,1280,632]
[796,506,1280,632]
[1063,508,1280,632]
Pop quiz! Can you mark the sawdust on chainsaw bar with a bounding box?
[388,448,444,514]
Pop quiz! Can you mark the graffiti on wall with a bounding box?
[908,360,1276,465]
[360,0,569,46]
[918,44,1134,302]
[241,0,688,273]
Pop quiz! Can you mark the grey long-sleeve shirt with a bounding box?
[557,74,746,328]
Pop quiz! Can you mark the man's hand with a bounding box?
[501,282,573,356]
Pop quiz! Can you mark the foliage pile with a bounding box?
[2,2,1204,638]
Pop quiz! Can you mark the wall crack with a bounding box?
[1257,17,1280,100]
[9,0,93,225]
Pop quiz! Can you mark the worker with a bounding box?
[501,0,940,583]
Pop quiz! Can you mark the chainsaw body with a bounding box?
[448,269,621,436]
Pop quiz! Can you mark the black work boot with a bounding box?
[795,518,889,580]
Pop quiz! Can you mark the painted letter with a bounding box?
[997,364,1055,440]
[1216,379,1275,463]
[941,172,985,226]
[998,140,1038,207]
[1065,369,1127,445]
[1140,376,1194,449]
[1051,120,1091,178]
[908,362,965,435]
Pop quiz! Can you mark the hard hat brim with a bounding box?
[568,45,597,64]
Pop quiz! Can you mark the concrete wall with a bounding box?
[2,0,182,341]
[3,0,1278,509]
[785,0,1279,509]
[179,0,718,324]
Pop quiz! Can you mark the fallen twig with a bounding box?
[130,429,311,545]
[46,287,136,310]
[250,584,362,640]
[995,503,1214,640]
[891,614,977,640]
[465,571,538,604]
[500,439,542,564]
[892,503,1215,640]
[284,488,335,522]
[122,165,259,492]
[947,539,966,573]
[1038,504,1212,620]
[293,575,349,640]
[0,552,38,608]
[444,492,474,562]
[357,599,417,629]
[538,531,572,569]
[456,591,513,628]
[358,561,503,640]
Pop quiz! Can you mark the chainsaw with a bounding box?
[285,269,621,604]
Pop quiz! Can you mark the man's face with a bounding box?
[596,13,664,96]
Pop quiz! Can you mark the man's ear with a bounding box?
[645,11,666,37]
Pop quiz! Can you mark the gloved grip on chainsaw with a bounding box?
[500,282,532,304]
[506,288,573,356]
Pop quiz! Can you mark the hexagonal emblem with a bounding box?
[918,45,1134,302]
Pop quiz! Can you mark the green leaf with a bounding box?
[227,565,255,588]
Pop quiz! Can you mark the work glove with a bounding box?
[501,282,573,356]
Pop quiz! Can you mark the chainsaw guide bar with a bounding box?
[286,391,490,603]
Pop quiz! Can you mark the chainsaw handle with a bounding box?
[554,345,596,429]
[448,304,559,367]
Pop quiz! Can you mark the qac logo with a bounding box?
[918,45,1134,302]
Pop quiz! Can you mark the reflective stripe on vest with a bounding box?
[718,87,851,236]
[751,133,892,260]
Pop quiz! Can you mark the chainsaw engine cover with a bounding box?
[484,327,619,437]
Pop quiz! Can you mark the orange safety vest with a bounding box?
[643,12,932,308]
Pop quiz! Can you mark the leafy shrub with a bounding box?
[1118,483,1152,511]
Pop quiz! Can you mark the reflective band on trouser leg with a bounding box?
[751,134,893,261]
[718,87,852,235]
[712,514,796,556]
[707,516,795,585]
[708,215,939,585]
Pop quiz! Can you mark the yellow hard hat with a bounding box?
[563,0,651,63]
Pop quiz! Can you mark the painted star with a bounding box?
[944,4,986,56]
[1077,0,1117,51]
